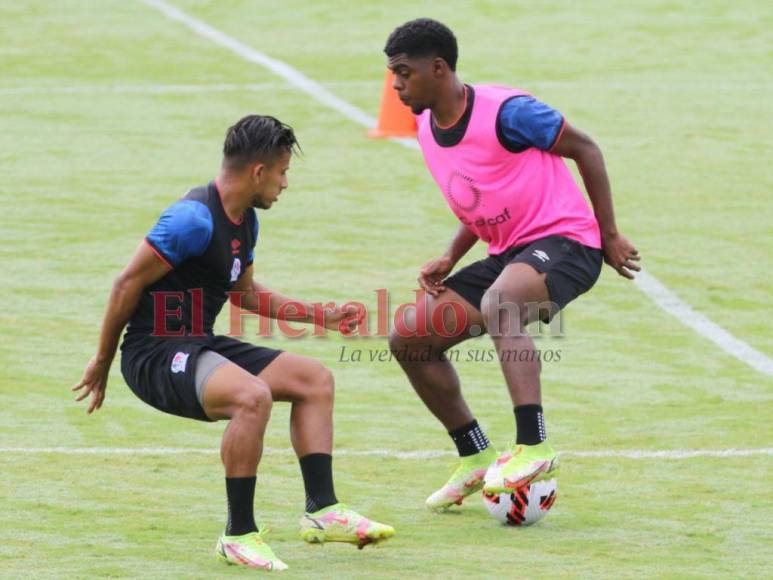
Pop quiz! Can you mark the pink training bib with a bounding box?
[416,84,601,254]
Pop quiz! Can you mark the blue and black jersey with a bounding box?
[123,181,258,346]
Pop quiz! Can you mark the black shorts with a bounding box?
[120,335,282,422]
[444,235,603,320]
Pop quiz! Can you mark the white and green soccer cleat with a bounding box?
[483,441,559,495]
[300,503,395,549]
[216,527,288,571]
[425,446,499,511]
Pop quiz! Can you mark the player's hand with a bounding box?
[418,255,455,297]
[71,355,110,414]
[602,232,641,280]
[323,304,365,335]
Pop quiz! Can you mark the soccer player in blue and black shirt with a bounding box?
[72,115,394,570]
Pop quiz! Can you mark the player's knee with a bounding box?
[297,360,335,405]
[388,328,410,352]
[314,366,335,404]
[234,379,273,417]
[389,302,430,351]
[391,326,457,356]
[389,305,429,350]
[481,289,528,335]
[389,329,431,355]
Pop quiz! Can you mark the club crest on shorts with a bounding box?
[171,351,190,373]
[230,257,241,282]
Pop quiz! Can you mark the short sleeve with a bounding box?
[497,96,565,152]
[145,200,213,267]
[247,213,259,265]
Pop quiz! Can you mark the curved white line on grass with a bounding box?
[635,270,773,376]
[1,447,771,459]
[137,0,379,131]
[136,0,770,375]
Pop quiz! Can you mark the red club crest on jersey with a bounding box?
[231,239,241,255]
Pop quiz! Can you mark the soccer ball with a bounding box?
[482,477,558,526]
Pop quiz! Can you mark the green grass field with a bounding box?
[1,1,771,577]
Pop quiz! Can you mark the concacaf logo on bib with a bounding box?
[171,352,190,374]
[230,258,241,283]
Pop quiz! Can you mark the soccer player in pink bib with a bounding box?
[384,19,641,510]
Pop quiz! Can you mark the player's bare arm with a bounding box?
[230,264,361,332]
[552,123,641,279]
[71,241,171,413]
[419,224,479,296]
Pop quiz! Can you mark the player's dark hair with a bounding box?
[223,115,299,168]
[383,18,458,71]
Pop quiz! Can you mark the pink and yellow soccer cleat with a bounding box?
[300,503,395,549]
[425,446,499,511]
[216,527,288,572]
[483,441,559,495]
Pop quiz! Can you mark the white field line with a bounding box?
[0,447,771,460]
[137,1,370,127]
[136,0,771,377]
[634,270,773,376]
[136,0,420,149]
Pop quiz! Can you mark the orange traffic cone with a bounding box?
[368,70,417,138]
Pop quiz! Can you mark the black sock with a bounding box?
[225,476,258,536]
[514,404,546,445]
[299,453,338,513]
[449,419,491,457]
